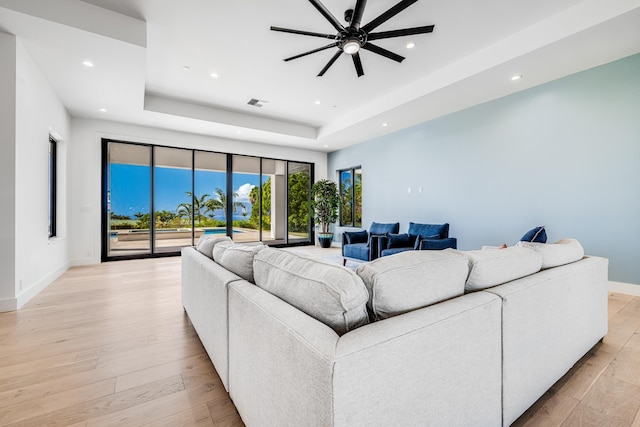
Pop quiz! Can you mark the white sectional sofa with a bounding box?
[181,237,608,427]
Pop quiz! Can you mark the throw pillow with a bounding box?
[413,234,440,250]
[253,248,369,335]
[387,233,412,249]
[196,235,231,259]
[345,230,368,244]
[520,226,547,243]
[356,250,468,320]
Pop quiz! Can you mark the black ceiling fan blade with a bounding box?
[350,0,368,29]
[352,52,364,77]
[308,0,345,32]
[361,0,418,33]
[270,26,337,40]
[368,25,434,41]
[362,43,405,63]
[284,43,338,62]
[318,50,342,77]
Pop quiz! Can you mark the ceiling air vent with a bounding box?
[247,98,267,108]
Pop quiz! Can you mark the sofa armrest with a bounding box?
[368,234,384,260]
[333,292,502,426]
[228,280,339,427]
[418,237,457,250]
[484,256,608,426]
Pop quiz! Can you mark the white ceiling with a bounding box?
[1,0,639,152]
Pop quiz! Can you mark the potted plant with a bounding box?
[311,179,340,248]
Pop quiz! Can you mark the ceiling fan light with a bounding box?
[343,40,360,55]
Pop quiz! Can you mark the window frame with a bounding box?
[338,166,362,227]
[48,135,57,238]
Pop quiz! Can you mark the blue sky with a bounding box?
[109,164,259,219]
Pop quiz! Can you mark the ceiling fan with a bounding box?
[270,0,435,77]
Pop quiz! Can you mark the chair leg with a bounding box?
[343,258,347,266]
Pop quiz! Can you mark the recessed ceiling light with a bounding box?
[99,108,107,112]
[323,145,329,148]
[406,42,416,49]
[210,72,218,78]
[183,66,190,71]
[511,75,523,81]
[236,130,242,134]
[382,123,388,127]
[82,60,94,67]
[315,100,321,105]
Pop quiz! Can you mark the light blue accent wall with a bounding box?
[328,53,640,285]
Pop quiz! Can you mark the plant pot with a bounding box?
[317,233,333,248]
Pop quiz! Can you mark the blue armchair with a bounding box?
[380,222,457,257]
[342,222,400,263]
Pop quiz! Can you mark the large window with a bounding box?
[102,139,314,260]
[48,135,57,238]
[339,167,362,227]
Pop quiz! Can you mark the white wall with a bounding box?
[69,119,328,265]
[14,39,71,308]
[0,32,17,311]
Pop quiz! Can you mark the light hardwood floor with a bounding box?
[0,251,639,426]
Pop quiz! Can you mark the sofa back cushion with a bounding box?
[516,238,584,269]
[408,222,449,239]
[253,248,369,335]
[450,247,543,292]
[213,241,266,283]
[196,235,231,259]
[369,222,400,236]
[356,250,468,320]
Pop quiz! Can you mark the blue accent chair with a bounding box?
[342,222,400,263]
[380,222,457,257]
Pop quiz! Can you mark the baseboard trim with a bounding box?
[70,257,98,267]
[609,281,640,297]
[0,298,17,313]
[16,262,70,310]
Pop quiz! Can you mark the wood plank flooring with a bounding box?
[0,252,639,426]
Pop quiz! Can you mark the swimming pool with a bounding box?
[204,228,243,235]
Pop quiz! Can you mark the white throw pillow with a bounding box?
[196,235,231,259]
[356,250,468,320]
[213,241,265,283]
[253,248,369,335]
[448,247,542,292]
[516,238,584,269]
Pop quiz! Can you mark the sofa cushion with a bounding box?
[213,241,265,283]
[196,235,231,259]
[356,250,469,320]
[408,222,449,239]
[516,238,584,269]
[449,247,543,292]
[343,243,370,261]
[387,233,413,249]
[520,226,547,243]
[345,230,368,244]
[253,248,369,335]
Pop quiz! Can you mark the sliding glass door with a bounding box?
[103,140,313,260]
[106,142,152,258]
[154,147,193,253]
[288,162,311,243]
